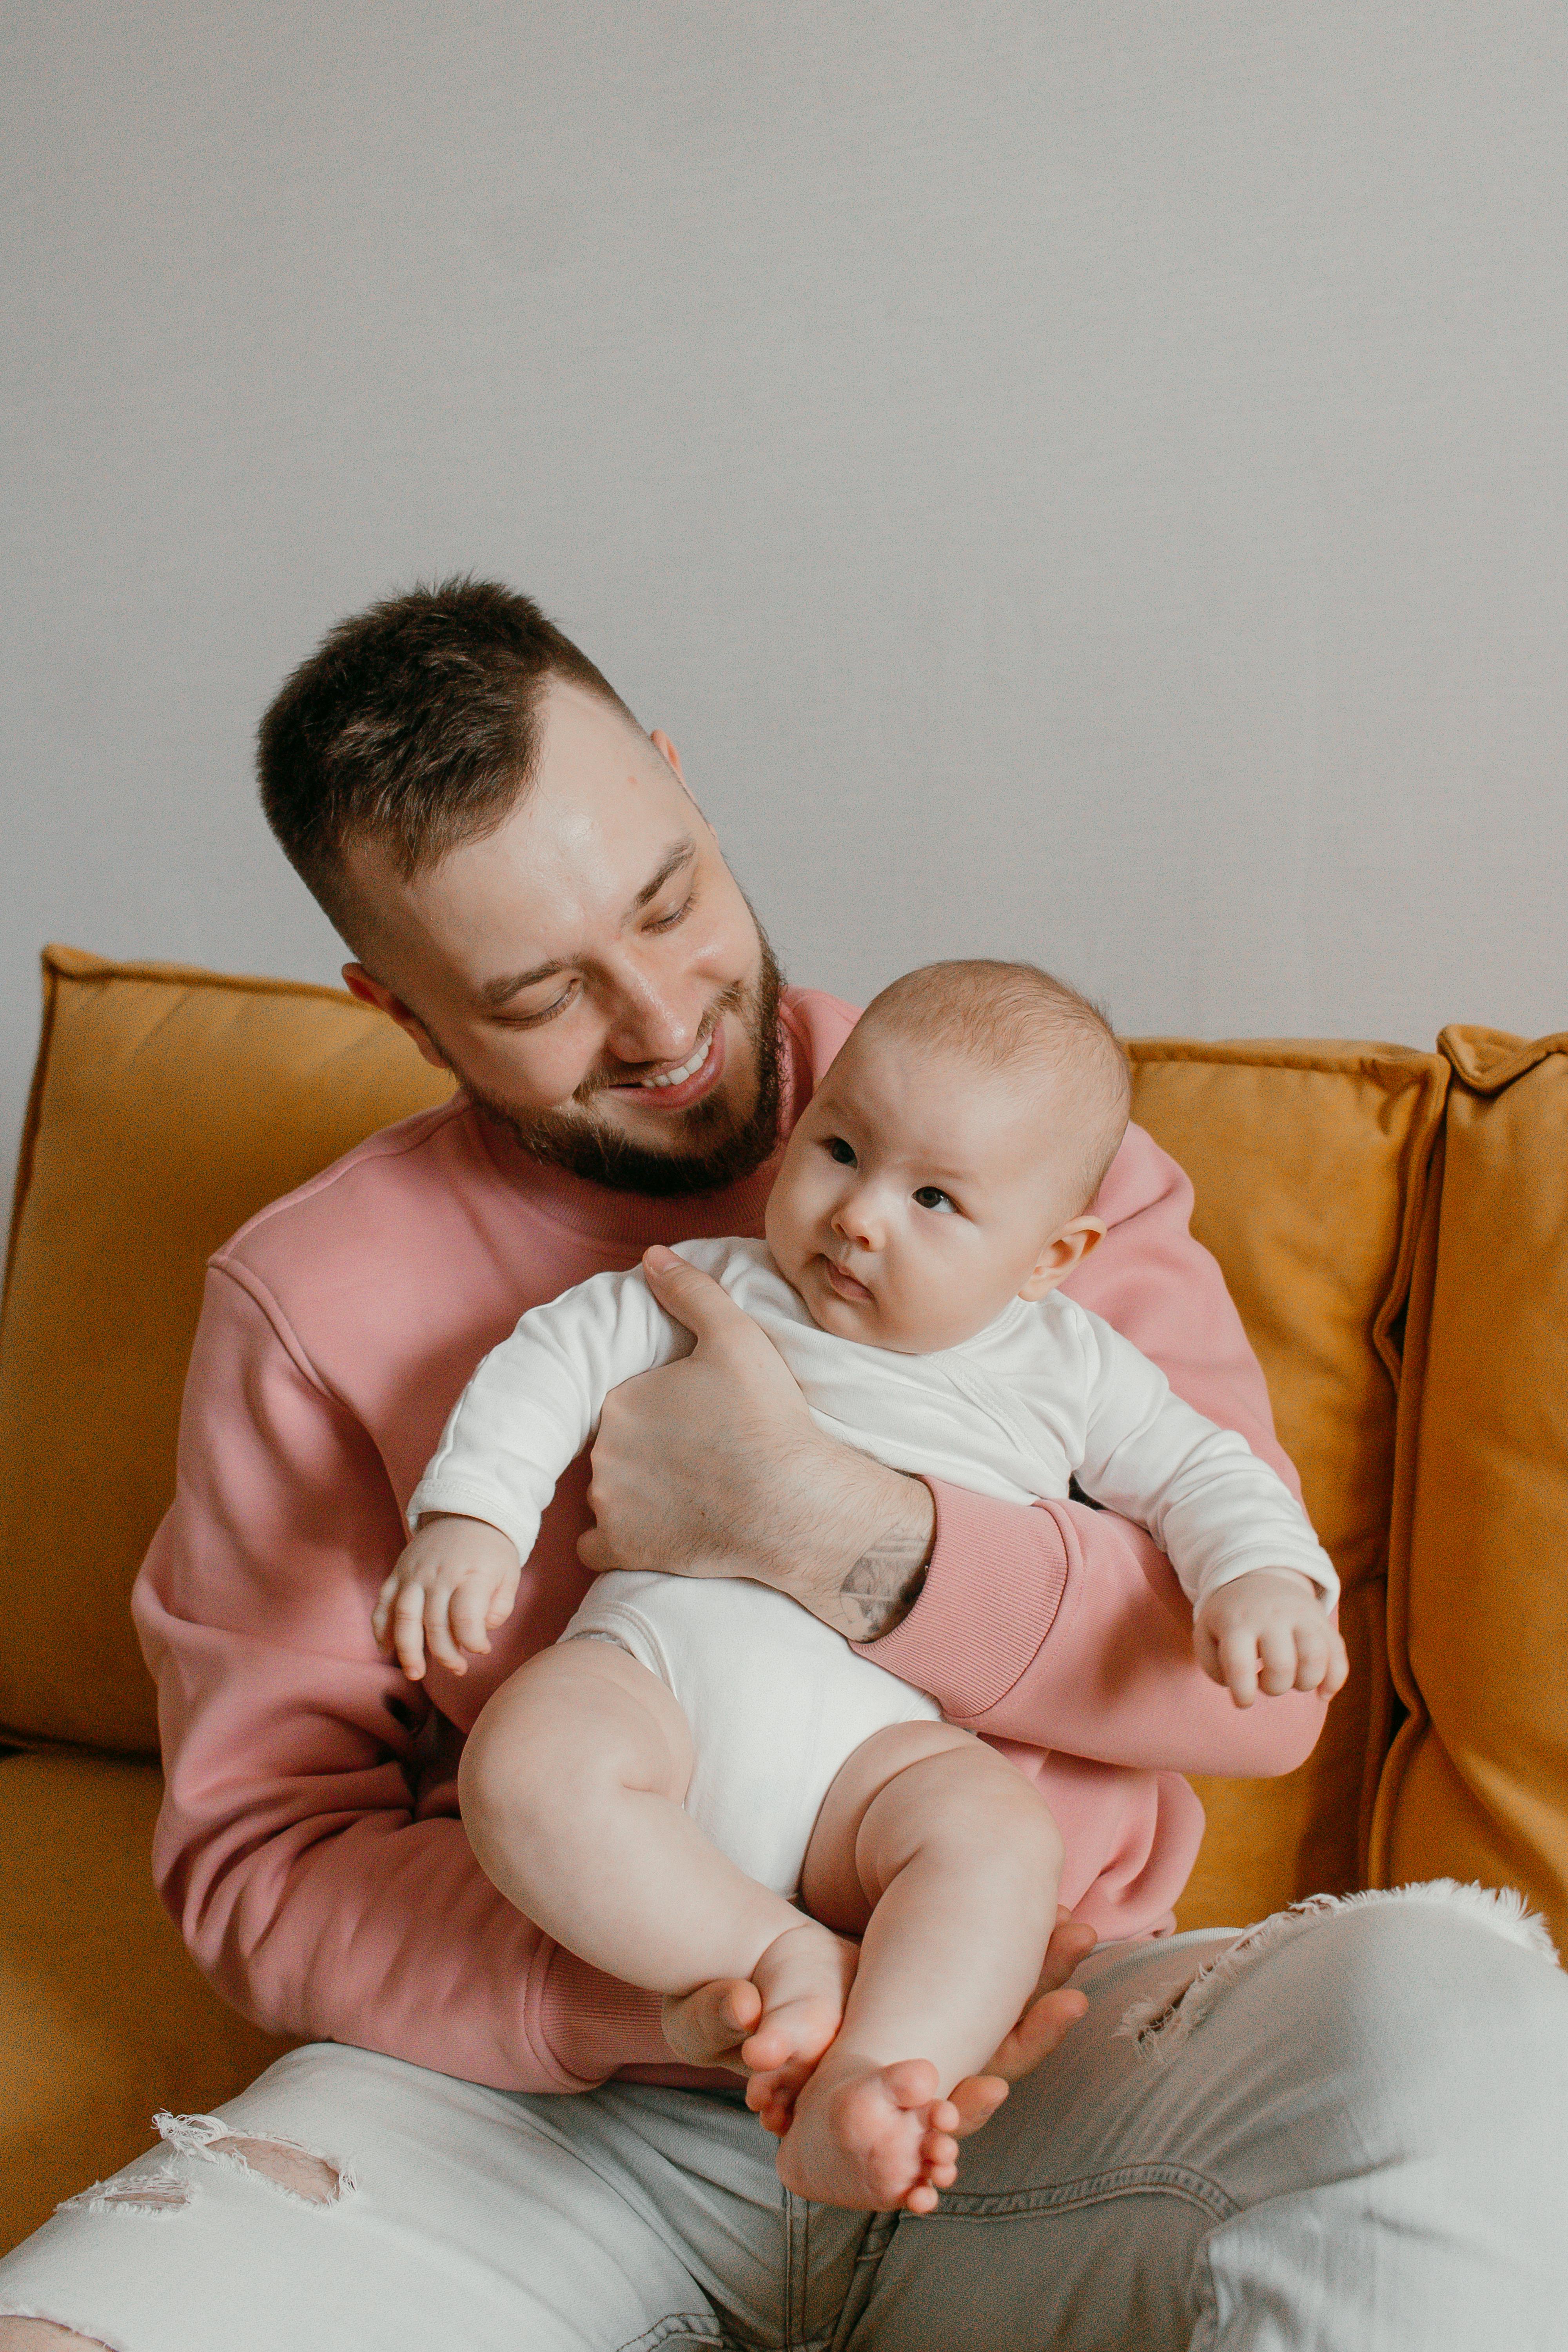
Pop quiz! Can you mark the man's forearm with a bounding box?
[793,1451,936,1641]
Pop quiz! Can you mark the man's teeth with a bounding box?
[636,1038,710,1089]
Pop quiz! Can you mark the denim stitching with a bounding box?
[929,2160,1239,2226]
[612,2318,725,2352]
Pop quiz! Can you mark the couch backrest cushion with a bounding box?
[1128,1040,1448,1930]
[1,953,1447,1935]
[1372,1026,1568,1953]
[0,948,453,1751]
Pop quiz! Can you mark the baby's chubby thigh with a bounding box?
[800,1719,1017,1929]
[458,1639,697,1940]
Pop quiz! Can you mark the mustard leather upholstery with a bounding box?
[0,949,1561,2249]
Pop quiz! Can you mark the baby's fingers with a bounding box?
[421,1594,472,1678]
[450,1582,498,1659]
[484,1573,521,1631]
[1257,1622,1300,1697]
[390,1585,431,1681]
[1322,1625,1351,1697]
[1299,1621,1351,1699]
[1220,1627,1261,1708]
[1193,1618,1225,1686]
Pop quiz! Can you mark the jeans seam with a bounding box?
[612,2318,726,2352]
[931,2161,1240,2225]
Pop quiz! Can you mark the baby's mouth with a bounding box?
[821,1256,875,1304]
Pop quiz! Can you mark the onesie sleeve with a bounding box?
[1073,1307,1339,1612]
[852,1121,1333,1779]
[408,1266,688,1559]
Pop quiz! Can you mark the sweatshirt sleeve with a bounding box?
[131,1264,677,2091]
[853,1122,1332,1777]
[1073,1306,1338,1611]
[409,1267,684,1559]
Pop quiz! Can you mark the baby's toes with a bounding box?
[880,2059,940,2116]
[744,2074,797,2139]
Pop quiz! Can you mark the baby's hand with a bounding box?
[1193,1570,1349,1708]
[372,1515,521,1681]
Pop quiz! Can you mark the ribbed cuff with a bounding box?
[851,1480,1073,1721]
[533,1942,679,2088]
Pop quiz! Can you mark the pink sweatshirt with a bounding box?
[133,988,1325,2094]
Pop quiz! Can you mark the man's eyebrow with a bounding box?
[475,838,697,1009]
[630,837,696,911]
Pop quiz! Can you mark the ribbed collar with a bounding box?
[470,1003,812,1249]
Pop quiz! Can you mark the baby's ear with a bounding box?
[1018,1216,1107,1301]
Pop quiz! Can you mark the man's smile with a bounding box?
[606,1020,727,1112]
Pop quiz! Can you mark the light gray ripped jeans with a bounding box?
[4,1883,1566,2351]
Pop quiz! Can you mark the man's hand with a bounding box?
[579,1246,937,1641]
[661,1909,1096,2129]
[1193,1568,1350,1708]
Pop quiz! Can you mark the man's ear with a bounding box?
[341,964,452,1074]
[651,728,719,831]
[1017,1216,1107,1302]
[649,728,686,782]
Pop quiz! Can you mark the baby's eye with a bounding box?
[825,1137,857,1167]
[913,1186,956,1214]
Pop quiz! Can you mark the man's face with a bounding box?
[340,681,781,1194]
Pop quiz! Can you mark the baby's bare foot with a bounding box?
[777,2055,960,2212]
[742,1921,858,2136]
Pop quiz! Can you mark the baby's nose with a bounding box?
[833,1195,882,1248]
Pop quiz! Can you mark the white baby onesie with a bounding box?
[410,1238,1336,1897]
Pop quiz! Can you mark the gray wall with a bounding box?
[5,2,1566,1218]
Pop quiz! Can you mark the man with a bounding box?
[2,580,1564,2350]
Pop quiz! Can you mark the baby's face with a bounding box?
[765,1023,1096,1354]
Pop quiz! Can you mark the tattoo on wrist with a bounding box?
[838,1541,929,1639]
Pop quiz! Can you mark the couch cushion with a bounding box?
[0,1746,294,2252]
[2,953,1445,1938]
[1127,1040,1448,1930]
[1371,1026,1568,1953]
[0,947,453,1751]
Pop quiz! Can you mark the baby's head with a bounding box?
[766,960,1131,1353]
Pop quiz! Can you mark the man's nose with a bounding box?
[602,962,699,1069]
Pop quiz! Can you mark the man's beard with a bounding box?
[457,933,786,1199]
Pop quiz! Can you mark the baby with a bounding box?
[376,960,1346,2213]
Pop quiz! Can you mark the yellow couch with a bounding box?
[2,946,1565,2254]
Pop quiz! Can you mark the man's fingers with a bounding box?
[641,1245,759,1349]
[946,2073,1010,2136]
[1043,1910,1098,1982]
[660,1976,762,2071]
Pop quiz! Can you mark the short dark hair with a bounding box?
[257,577,637,930]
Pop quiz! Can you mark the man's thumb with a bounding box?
[641,1244,746,1343]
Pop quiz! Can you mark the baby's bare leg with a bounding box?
[459,1642,849,2038]
[778,1722,1064,2211]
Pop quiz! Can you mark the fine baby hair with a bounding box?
[854,958,1132,1220]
